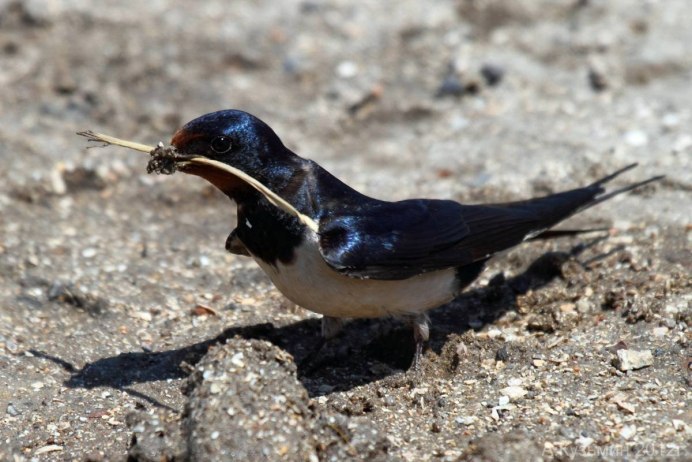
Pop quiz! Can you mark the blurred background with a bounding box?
[3,0,691,200]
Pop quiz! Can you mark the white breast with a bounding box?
[251,233,458,319]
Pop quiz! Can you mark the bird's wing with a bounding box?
[320,164,664,280]
[318,187,603,280]
[318,199,475,280]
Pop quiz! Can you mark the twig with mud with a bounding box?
[76,130,319,231]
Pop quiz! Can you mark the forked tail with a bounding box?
[459,164,664,260]
[529,163,664,240]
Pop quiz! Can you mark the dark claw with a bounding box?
[411,338,424,371]
[409,313,429,371]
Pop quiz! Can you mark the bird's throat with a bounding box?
[179,162,252,198]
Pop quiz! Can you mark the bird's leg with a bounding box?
[225,228,250,256]
[409,313,430,371]
[299,316,345,373]
[321,315,345,340]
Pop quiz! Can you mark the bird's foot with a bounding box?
[409,340,424,374]
[408,313,430,372]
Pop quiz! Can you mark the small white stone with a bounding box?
[134,310,152,322]
[487,328,502,338]
[661,113,680,129]
[673,134,692,152]
[664,305,680,315]
[623,130,648,147]
[498,395,510,406]
[614,349,653,371]
[576,435,594,448]
[620,424,637,440]
[576,298,591,313]
[230,352,245,368]
[49,169,67,195]
[652,326,669,337]
[210,431,219,440]
[449,115,469,131]
[209,383,222,394]
[455,415,476,425]
[34,445,63,455]
[81,248,97,258]
[672,419,689,433]
[336,61,358,79]
[500,386,528,400]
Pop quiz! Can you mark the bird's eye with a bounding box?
[210,136,232,154]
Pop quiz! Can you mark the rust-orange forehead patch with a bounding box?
[170,128,206,149]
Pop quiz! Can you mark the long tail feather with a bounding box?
[529,227,610,241]
[458,165,663,261]
[583,174,665,211]
[588,163,639,187]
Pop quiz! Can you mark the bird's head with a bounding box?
[169,109,299,197]
[171,109,287,171]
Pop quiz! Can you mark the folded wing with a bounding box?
[319,164,661,280]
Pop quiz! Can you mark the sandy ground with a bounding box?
[0,0,690,460]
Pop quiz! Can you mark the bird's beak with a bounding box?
[172,155,319,231]
[166,128,243,194]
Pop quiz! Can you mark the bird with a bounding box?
[156,109,662,369]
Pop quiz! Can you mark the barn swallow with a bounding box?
[143,109,662,369]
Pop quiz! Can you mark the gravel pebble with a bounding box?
[613,349,654,371]
[500,386,528,401]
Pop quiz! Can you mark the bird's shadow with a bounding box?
[31,239,611,404]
